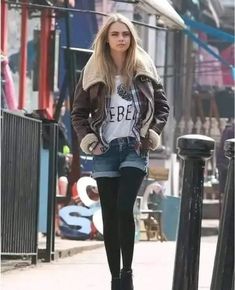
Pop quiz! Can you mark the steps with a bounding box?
[202,199,220,236]
[201,219,219,236]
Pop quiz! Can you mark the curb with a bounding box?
[54,242,104,259]
[1,242,104,274]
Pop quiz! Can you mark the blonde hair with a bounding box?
[92,13,139,94]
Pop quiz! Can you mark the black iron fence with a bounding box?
[39,121,58,262]
[1,110,41,264]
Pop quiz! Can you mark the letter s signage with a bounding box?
[59,205,93,235]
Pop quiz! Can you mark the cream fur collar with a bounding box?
[82,46,160,91]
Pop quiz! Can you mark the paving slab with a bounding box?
[1,237,104,273]
[1,236,218,290]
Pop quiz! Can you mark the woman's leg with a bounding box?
[96,177,121,278]
[118,167,145,271]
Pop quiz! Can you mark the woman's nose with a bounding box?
[118,34,124,40]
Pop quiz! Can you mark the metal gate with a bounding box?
[1,110,41,264]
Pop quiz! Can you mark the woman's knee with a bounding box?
[118,207,134,222]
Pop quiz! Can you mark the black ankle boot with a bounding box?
[120,269,134,290]
[111,277,121,290]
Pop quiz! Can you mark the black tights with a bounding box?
[96,167,145,278]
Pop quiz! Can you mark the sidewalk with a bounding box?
[39,235,104,259]
[1,236,104,273]
[1,236,218,290]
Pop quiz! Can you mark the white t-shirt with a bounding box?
[103,75,138,143]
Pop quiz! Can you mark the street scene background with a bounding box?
[1,0,234,289]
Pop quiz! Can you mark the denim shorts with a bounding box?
[92,137,149,178]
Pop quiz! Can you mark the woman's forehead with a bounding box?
[108,21,130,32]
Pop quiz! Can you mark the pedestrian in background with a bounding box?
[71,13,169,290]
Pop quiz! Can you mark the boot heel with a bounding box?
[111,277,121,290]
[120,269,134,290]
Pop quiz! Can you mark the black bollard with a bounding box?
[172,134,215,290]
[210,138,235,290]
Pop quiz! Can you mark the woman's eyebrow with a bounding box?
[110,30,130,33]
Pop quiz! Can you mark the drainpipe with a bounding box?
[1,0,8,54]
[18,0,29,109]
[38,7,55,118]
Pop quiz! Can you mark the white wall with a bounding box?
[114,2,135,19]
[220,0,235,7]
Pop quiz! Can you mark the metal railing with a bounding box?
[40,121,58,262]
[1,110,41,264]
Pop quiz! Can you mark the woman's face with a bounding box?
[107,21,131,54]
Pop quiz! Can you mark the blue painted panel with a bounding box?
[162,196,181,241]
[56,0,98,86]
[55,1,98,145]
[231,67,235,81]
[38,149,49,233]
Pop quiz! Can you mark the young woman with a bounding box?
[71,13,169,290]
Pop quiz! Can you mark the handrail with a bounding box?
[4,0,170,31]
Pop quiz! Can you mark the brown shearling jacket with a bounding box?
[71,47,170,150]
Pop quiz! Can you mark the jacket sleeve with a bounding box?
[71,71,94,144]
[150,80,170,135]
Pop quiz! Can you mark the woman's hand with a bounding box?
[91,143,107,155]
